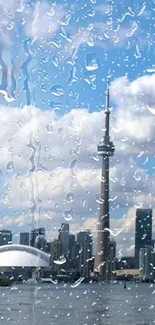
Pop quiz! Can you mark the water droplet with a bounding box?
[45,212,53,220]
[126,22,138,37]
[7,22,14,31]
[52,55,59,67]
[134,203,143,209]
[65,192,74,203]
[17,119,24,127]
[147,105,155,115]
[64,209,73,221]
[53,257,66,265]
[92,153,99,161]
[146,68,155,73]
[94,261,105,272]
[112,126,122,133]
[104,227,123,236]
[85,53,98,71]
[133,173,141,181]
[50,85,64,97]
[46,122,53,134]
[8,147,14,153]
[109,196,118,202]
[134,44,141,59]
[0,90,16,103]
[6,161,14,172]
[54,202,59,209]
[81,199,86,208]
[2,193,11,205]
[71,277,85,288]
[97,250,103,255]
[49,101,62,110]
[69,159,77,177]
[137,3,146,16]
[137,151,145,158]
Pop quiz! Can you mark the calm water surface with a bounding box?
[0,283,154,325]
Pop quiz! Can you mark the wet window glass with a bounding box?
[0,0,154,324]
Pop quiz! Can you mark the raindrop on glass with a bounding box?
[52,55,59,67]
[64,209,73,221]
[65,192,74,203]
[85,53,98,71]
[6,161,14,172]
[53,257,66,265]
[46,122,53,134]
[50,85,64,97]
[2,193,11,205]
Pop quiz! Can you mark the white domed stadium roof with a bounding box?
[0,244,50,267]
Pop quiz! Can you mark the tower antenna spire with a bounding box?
[105,77,110,138]
[106,77,110,112]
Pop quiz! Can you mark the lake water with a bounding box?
[0,283,154,325]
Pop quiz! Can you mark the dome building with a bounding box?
[0,244,50,267]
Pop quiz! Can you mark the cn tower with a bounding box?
[94,81,115,281]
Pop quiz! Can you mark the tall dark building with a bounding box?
[20,232,29,246]
[52,239,61,272]
[135,208,152,268]
[30,228,45,248]
[109,239,116,259]
[109,240,116,280]
[94,82,115,280]
[0,230,12,245]
[77,230,93,278]
[68,234,76,259]
[58,223,69,257]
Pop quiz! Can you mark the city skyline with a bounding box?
[1,209,155,259]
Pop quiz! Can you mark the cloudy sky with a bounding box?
[0,0,154,256]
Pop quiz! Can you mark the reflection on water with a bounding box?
[0,283,154,324]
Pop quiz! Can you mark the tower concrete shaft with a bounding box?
[94,83,115,281]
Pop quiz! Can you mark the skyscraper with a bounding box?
[139,246,154,281]
[94,82,115,280]
[109,240,116,280]
[77,230,93,278]
[20,232,29,246]
[58,223,69,257]
[68,234,76,259]
[0,230,12,246]
[52,239,61,272]
[109,239,116,259]
[30,228,45,247]
[135,208,152,268]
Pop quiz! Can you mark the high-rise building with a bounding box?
[109,240,116,279]
[109,239,116,259]
[116,256,135,270]
[139,246,154,281]
[58,223,69,257]
[109,239,116,280]
[94,82,115,281]
[20,232,29,246]
[135,209,152,268]
[30,228,45,247]
[68,234,76,259]
[77,230,93,278]
[52,239,61,273]
[152,239,155,247]
[0,230,12,246]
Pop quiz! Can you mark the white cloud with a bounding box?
[24,2,65,39]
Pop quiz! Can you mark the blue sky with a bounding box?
[0,0,153,112]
